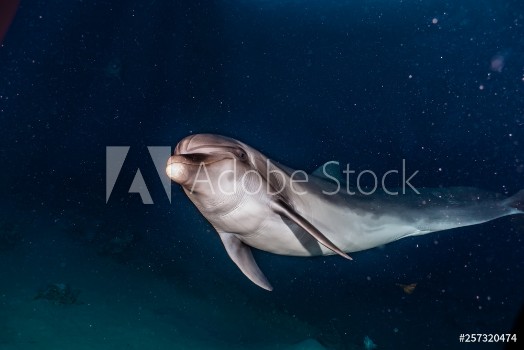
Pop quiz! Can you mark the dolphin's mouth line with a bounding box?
[168,153,231,166]
[168,159,221,166]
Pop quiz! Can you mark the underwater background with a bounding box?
[1,0,524,349]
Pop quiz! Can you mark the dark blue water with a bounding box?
[1,1,524,349]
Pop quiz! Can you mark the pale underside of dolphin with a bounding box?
[166,134,524,291]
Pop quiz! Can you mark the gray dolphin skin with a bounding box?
[166,134,524,291]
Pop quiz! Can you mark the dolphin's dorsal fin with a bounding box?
[270,199,353,260]
[312,161,345,184]
[218,232,273,291]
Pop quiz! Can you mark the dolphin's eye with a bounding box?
[235,149,247,161]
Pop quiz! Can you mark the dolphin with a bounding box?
[166,134,523,291]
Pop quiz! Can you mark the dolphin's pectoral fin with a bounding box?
[270,199,353,260]
[218,232,273,291]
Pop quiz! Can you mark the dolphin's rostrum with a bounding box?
[166,134,523,291]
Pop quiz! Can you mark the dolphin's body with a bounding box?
[166,134,523,290]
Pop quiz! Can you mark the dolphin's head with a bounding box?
[166,134,265,209]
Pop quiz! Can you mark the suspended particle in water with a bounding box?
[490,50,511,72]
[490,54,505,72]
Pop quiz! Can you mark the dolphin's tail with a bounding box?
[503,189,524,213]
